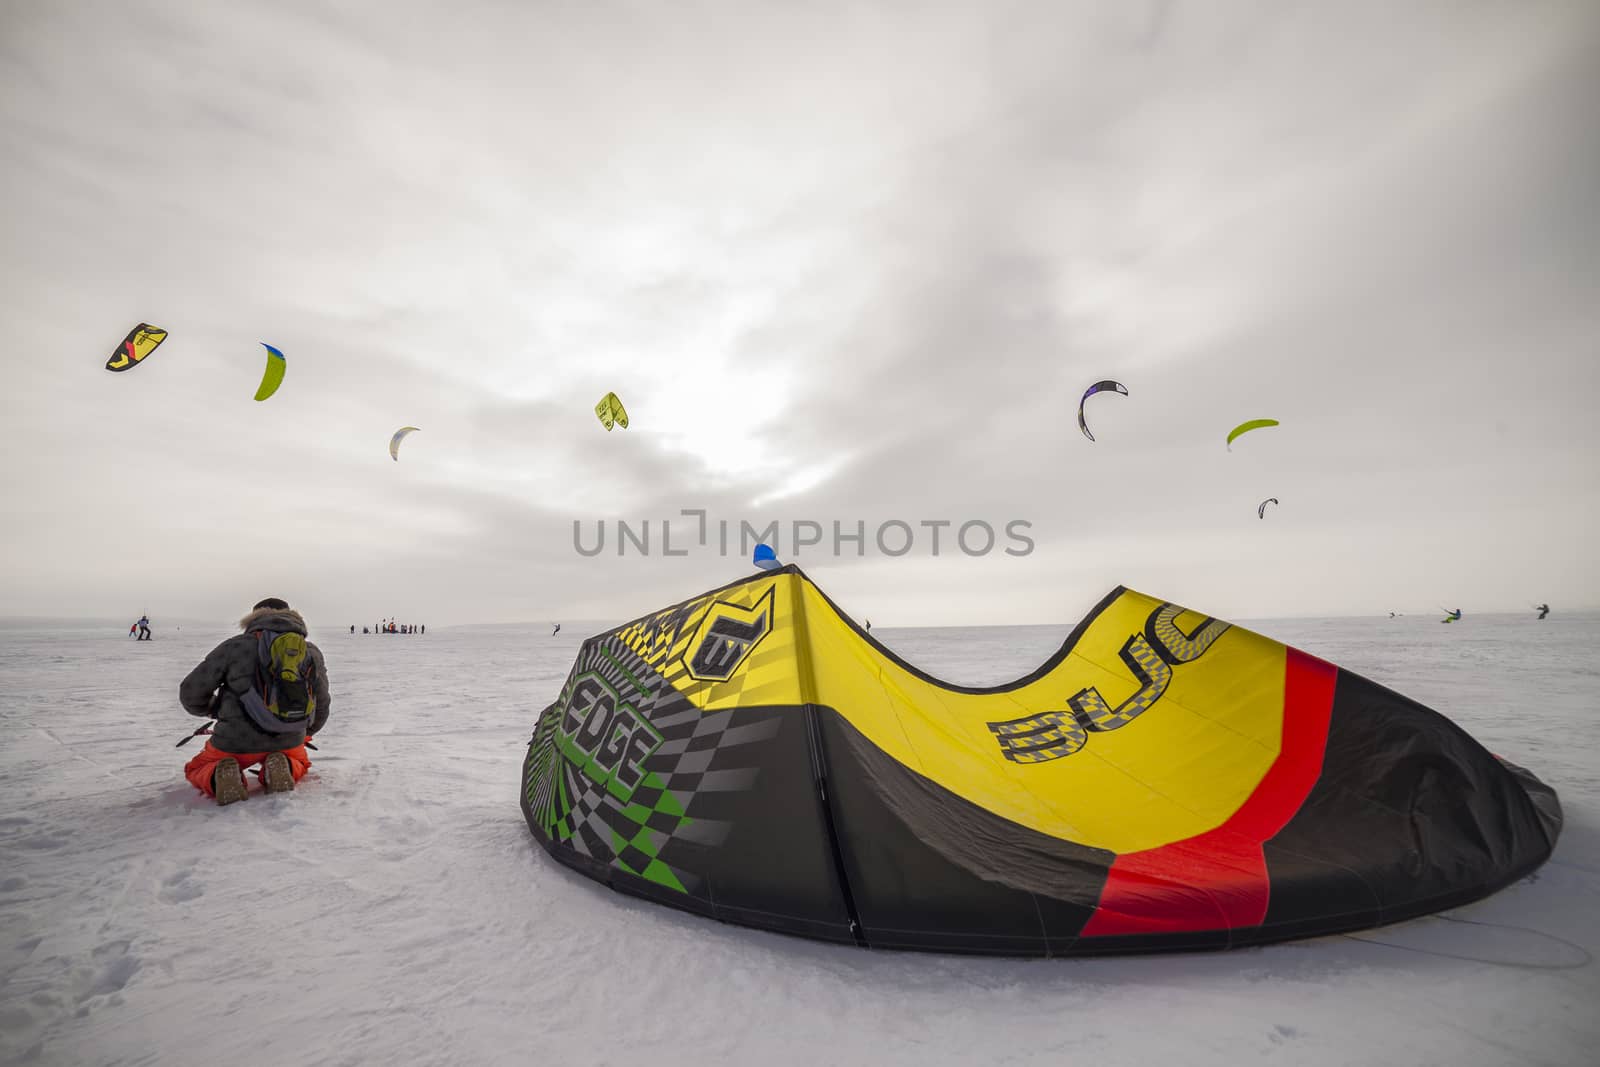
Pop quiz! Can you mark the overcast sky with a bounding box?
[2,0,1596,628]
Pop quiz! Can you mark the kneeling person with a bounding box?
[179,597,331,806]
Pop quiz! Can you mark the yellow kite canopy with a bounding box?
[105,324,168,371]
[253,344,287,402]
[595,391,629,430]
[522,567,1561,956]
[1226,418,1279,450]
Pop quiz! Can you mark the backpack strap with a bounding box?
[252,629,271,692]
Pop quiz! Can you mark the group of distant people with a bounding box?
[129,614,152,640]
[352,619,425,634]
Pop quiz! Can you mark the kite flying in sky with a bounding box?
[1257,497,1279,519]
[254,344,286,401]
[389,426,420,461]
[595,392,629,431]
[1077,380,1128,442]
[1227,418,1279,450]
[105,324,167,372]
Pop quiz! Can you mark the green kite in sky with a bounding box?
[255,344,286,402]
[1226,418,1279,451]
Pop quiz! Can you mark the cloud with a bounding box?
[2,0,1596,624]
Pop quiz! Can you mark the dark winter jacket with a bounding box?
[179,608,331,753]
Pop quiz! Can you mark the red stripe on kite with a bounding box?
[1080,647,1338,937]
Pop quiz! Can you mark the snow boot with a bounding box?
[213,758,247,807]
[262,751,295,795]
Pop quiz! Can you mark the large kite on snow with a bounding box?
[522,568,1560,956]
[105,324,168,372]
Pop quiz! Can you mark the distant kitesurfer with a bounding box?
[1536,603,1549,620]
[178,597,331,806]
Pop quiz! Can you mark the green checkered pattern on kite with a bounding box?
[524,702,576,841]
[521,634,779,895]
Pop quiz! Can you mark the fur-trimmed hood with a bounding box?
[238,607,309,634]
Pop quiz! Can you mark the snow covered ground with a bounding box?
[1,607,1595,1066]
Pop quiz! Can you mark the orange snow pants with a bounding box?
[185,740,311,797]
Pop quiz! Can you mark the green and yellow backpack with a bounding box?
[238,629,317,734]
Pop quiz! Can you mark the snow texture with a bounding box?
[0,610,1595,1066]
